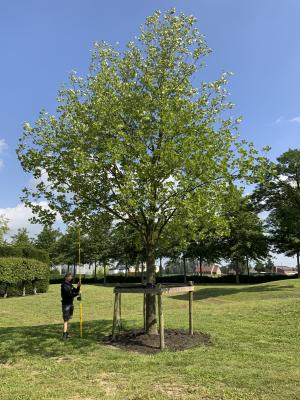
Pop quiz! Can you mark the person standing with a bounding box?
[61,272,81,339]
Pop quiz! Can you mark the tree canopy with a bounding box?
[17,9,269,333]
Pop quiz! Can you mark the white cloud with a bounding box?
[272,115,300,125]
[0,202,63,240]
[288,116,300,123]
[274,116,284,124]
[0,139,7,153]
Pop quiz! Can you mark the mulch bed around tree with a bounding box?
[101,329,213,354]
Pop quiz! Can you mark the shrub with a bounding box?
[0,257,49,298]
[0,245,49,264]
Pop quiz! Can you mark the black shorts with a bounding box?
[62,304,74,322]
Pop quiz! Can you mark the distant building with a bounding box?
[272,266,297,275]
[195,263,222,276]
[53,263,96,275]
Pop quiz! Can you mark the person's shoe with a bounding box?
[62,332,70,340]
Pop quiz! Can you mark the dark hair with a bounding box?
[64,272,73,279]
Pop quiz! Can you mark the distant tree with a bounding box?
[55,225,79,273]
[221,192,269,283]
[253,149,300,277]
[11,228,32,246]
[0,215,9,244]
[82,215,113,280]
[35,225,61,266]
[109,222,145,277]
[254,260,265,273]
[264,258,274,273]
[186,237,221,277]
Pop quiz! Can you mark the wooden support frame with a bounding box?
[111,283,194,350]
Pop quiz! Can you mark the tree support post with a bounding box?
[119,293,122,329]
[143,293,146,331]
[157,285,165,350]
[112,293,119,340]
[188,281,193,335]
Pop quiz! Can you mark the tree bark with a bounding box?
[145,240,157,335]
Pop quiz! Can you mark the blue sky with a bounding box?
[0,1,299,264]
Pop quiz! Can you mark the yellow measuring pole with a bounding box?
[78,227,83,338]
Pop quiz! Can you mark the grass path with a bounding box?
[0,280,300,399]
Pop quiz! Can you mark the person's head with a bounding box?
[64,273,73,282]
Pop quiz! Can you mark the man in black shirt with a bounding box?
[61,272,81,339]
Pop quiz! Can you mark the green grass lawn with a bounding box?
[0,280,300,400]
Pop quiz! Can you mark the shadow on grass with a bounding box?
[0,319,117,362]
[171,284,295,302]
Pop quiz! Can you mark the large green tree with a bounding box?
[253,149,300,276]
[18,10,268,334]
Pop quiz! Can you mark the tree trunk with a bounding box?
[141,262,145,284]
[22,282,26,296]
[33,281,37,295]
[199,256,203,277]
[297,250,300,279]
[246,257,250,276]
[183,255,187,284]
[159,256,163,277]
[94,261,97,279]
[103,262,107,285]
[236,261,240,284]
[135,260,139,276]
[4,284,8,298]
[145,241,157,335]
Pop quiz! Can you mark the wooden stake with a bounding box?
[119,293,122,329]
[188,281,193,335]
[157,285,165,350]
[112,293,119,340]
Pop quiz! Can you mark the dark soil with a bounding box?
[101,329,213,354]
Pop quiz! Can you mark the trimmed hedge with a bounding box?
[50,273,298,285]
[0,257,49,298]
[0,245,49,264]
